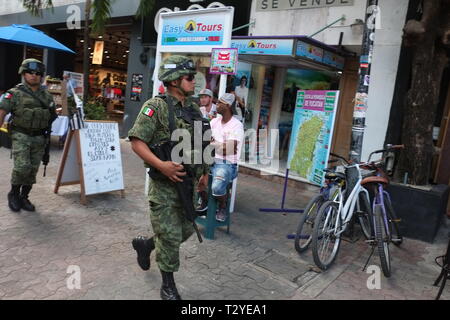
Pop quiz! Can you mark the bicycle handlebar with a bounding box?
[367,144,404,164]
[329,152,350,165]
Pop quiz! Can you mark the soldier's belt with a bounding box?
[11,125,46,137]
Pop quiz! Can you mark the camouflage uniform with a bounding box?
[0,58,56,213]
[129,94,208,272]
[0,83,54,185]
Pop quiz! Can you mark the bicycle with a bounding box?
[293,163,346,254]
[361,144,404,277]
[311,154,374,270]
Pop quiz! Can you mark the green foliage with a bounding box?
[91,0,114,35]
[22,0,53,17]
[84,99,107,120]
[135,0,155,19]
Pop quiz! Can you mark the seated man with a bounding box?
[197,93,244,222]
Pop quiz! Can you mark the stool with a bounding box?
[434,232,450,300]
[196,174,233,240]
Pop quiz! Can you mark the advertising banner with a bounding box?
[210,48,238,75]
[296,41,324,63]
[63,71,84,99]
[158,8,234,52]
[231,39,294,55]
[92,41,104,65]
[287,90,339,186]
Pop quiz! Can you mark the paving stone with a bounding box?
[0,141,449,300]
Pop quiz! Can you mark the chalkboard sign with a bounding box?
[55,120,125,204]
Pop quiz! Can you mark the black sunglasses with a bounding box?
[183,74,195,82]
[25,70,43,76]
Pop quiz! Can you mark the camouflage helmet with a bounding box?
[158,55,196,82]
[18,58,46,75]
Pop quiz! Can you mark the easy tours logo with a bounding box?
[247,40,277,49]
[184,20,197,32]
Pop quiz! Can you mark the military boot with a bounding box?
[132,236,155,271]
[7,185,22,212]
[160,270,181,300]
[20,185,35,212]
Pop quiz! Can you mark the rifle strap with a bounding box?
[166,96,177,135]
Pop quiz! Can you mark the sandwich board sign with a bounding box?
[54,120,125,204]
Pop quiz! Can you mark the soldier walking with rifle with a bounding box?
[128,55,210,300]
[0,59,57,212]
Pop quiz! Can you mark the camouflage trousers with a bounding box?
[149,200,194,273]
[11,131,45,185]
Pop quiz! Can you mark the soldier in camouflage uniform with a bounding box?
[128,55,209,300]
[0,59,56,212]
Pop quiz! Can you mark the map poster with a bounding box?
[287,90,340,186]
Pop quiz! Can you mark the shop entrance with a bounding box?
[231,36,346,183]
[74,24,131,124]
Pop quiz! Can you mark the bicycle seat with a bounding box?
[361,176,389,186]
[325,171,345,181]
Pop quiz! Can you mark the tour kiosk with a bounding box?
[151,7,237,239]
[228,36,346,213]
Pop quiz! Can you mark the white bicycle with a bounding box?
[311,156,372,271]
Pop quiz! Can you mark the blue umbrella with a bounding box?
[0,24,75,54]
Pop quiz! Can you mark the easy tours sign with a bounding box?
[159,8,234,52]
[231,39,294,55]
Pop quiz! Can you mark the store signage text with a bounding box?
[231,39,294,55]
[155,2,226,32]
[256,0,354,12]
[163,20,223,34]
[161,12,227,47]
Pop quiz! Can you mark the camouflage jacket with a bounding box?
[128,94,210,205]
[0,82,55,131]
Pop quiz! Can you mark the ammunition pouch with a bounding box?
[13,107,51,130]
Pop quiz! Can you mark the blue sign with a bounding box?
[296,41,344,70]
[231,39,294,55]
[296,41,324,63]
[161,13,225,46]
[323,51,345,69]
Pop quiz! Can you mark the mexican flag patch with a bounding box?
[4,92,12,99]
[142,107,155,118]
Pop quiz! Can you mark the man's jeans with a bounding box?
[211,159,237,197]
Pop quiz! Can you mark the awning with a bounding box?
[231,36,345,71]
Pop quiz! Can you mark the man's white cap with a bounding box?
[199,88,213,97]
[218,93,235,106]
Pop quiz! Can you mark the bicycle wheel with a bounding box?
[356,191,372,240]
[312,201,341,270]
[295,194,324,254]
[374,205,391,277]
[384,195,403,246]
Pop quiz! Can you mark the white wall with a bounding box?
[0,0,84,15]
[362,0,409,161]
[250,0,367,46]
[249,0,409,161]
